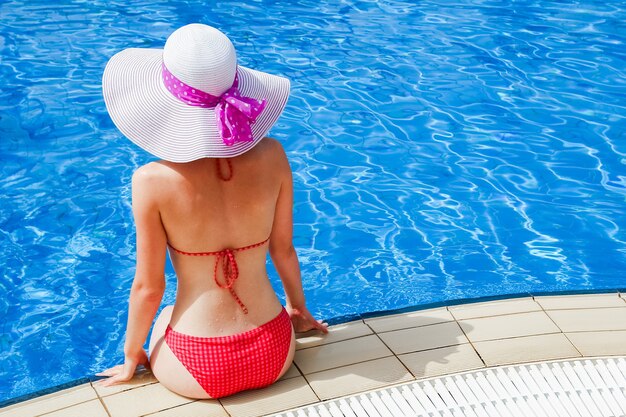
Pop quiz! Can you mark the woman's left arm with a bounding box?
[98,165,167,385]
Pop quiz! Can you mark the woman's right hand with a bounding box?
[95,349,149,387]
[287,305,328,334]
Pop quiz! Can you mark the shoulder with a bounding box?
[132,161,175,187]
[255,137,285,157]
[256,137,290,168]
[131,161,179,205]
[261,136,284,151]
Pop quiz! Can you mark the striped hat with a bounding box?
[102,24,290,162]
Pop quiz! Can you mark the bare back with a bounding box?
[99,23,327,394]
[136,138,289,337]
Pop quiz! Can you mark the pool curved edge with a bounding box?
[327,287,626,325]
[2,288,626,415]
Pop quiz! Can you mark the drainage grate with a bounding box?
[272,357,626,417]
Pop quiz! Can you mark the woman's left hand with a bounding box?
[287,305,329,334]
[96,350,149,386]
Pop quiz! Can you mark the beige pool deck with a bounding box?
[3,291,626,417]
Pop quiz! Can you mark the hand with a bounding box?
[287,305,328,334]
[95,350,149,387]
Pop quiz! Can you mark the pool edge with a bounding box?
[2,287,625,411]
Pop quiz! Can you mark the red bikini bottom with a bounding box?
[164,308,293,398]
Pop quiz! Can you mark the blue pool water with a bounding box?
[1,0,625,402]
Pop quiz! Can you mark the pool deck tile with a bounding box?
[364,307,454,333]
[448,297,541,320]
[278,364,301,380]
[398,343,485,379]
[0,384,97,417]
[102,382,192,417]
[40,399,109,417]
[472,333,581,366]
[535,293,626,310]
[458,310,561,342]
[295,319,372,350]
[565,330,626,356]
[545,307,626,332]
[305,356,413,400]
[6,291,626,417]
[144,399,229,417]
[220,377,318,417]
[378,321,468,355]
[294,334,392,375]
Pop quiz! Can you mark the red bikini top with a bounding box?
[167,236,270,314]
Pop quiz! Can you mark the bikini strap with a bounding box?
[167,236,270,314]
[216,158,233,181]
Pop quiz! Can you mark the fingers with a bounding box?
[297,318,328,334]
[98,373,128,387]
[97,370,134,387]
[95,362,138,387]
[315,320,329,334]
[310,317,329,333]
[97,377,116,387]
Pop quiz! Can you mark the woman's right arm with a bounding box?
[97,164,167,385]
[269,143,327,333]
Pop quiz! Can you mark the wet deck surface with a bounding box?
[2,292,626,417]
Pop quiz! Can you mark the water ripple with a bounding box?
[1,0,626,401]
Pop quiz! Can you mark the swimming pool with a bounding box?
[1,0,625,403]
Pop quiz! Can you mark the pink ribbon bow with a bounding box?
[162,63,266,146]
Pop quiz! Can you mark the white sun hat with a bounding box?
[102,23,290,162]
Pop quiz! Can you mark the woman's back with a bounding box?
[141,138,288,336]
[98,23,326,399]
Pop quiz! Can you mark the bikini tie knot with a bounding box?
[166,236,271,315]
[213,249,248,314]
[214,249,237,289]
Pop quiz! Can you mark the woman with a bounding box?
[97,23,327,399]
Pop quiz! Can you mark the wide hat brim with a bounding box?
[102,48,290,162]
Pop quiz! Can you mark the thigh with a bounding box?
[149,306,211,399]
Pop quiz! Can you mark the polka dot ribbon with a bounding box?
[162,63,267,146]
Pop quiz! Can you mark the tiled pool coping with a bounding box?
[2,289,626,416]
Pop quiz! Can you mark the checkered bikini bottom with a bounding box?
[164,308,293,398]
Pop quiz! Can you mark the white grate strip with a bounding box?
[271,357,626,417]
